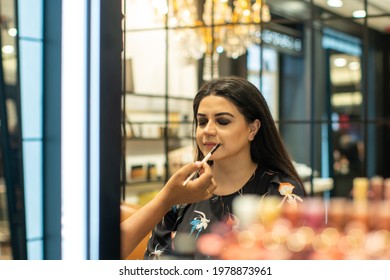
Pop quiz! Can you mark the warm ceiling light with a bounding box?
[327,0,343,8]
[348,61,360,71]
[334,57,347,67]
[332,92,362,107]
[353,10,366,18]
[8,28,17,37]
[2,45,14,54]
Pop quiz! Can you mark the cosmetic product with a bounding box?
[232,194,261,229]
[327,197,348,230]
[182,143,221,186]
[353,177,369,201]
[384,178,390,200]
[172,232,197,258]
[370,175,384,200]
[376,201,390,231]
[302,197,326,230]
[130,164,145,181]
[281,200,302,228]
[257,196,282,228]
[197,233,225,257]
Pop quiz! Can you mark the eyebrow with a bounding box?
[197,112,235,118]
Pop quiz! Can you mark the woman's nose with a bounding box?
[204,121,216,135]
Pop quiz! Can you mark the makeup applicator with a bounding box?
[182,143,221,186]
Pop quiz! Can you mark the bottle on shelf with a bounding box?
[369,175,384,200]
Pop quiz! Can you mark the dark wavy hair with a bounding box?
[192,76,303,188]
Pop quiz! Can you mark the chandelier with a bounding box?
[154,0,271,80]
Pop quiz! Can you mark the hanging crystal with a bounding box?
[155,0,271,76]
[203,53,212,81]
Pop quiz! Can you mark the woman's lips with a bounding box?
[204,142,217,147]
[204,142,219,151]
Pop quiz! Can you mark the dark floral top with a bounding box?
[144,165,305,260]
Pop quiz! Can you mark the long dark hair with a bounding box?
[193,76,303,188]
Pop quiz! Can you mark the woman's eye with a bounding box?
[197,117,231,126]
[217,118,230,125]
[197,118,208,126]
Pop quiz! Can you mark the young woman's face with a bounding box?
[196,95,254,161]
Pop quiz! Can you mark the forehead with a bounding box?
[197,95,240,114]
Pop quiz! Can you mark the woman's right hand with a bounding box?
[158,161,216,207]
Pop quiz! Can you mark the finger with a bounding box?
[183,162,202,174]
[200,160,211,172]
[176,162,202,179]
[196,162,212,180]
[205,184,216,199]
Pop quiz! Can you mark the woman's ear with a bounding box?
[248,119,261,141]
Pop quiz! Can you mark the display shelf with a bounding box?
[125,180,164,190]
[125,137,185,152]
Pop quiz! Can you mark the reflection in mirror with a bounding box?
[0,175,11,259]
[329,52,364,197]
[0,0,26,259]
[0,0,16,260]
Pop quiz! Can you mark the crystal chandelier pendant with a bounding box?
[262,4,271,23]
[160,0,271,80]
[203,53,212,81]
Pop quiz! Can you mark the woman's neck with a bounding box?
[212,156,258,196]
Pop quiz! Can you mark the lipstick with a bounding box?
[182,143,220,186]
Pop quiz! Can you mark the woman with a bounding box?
[144,76,305,259]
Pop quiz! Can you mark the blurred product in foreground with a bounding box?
[193,192,390,260]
